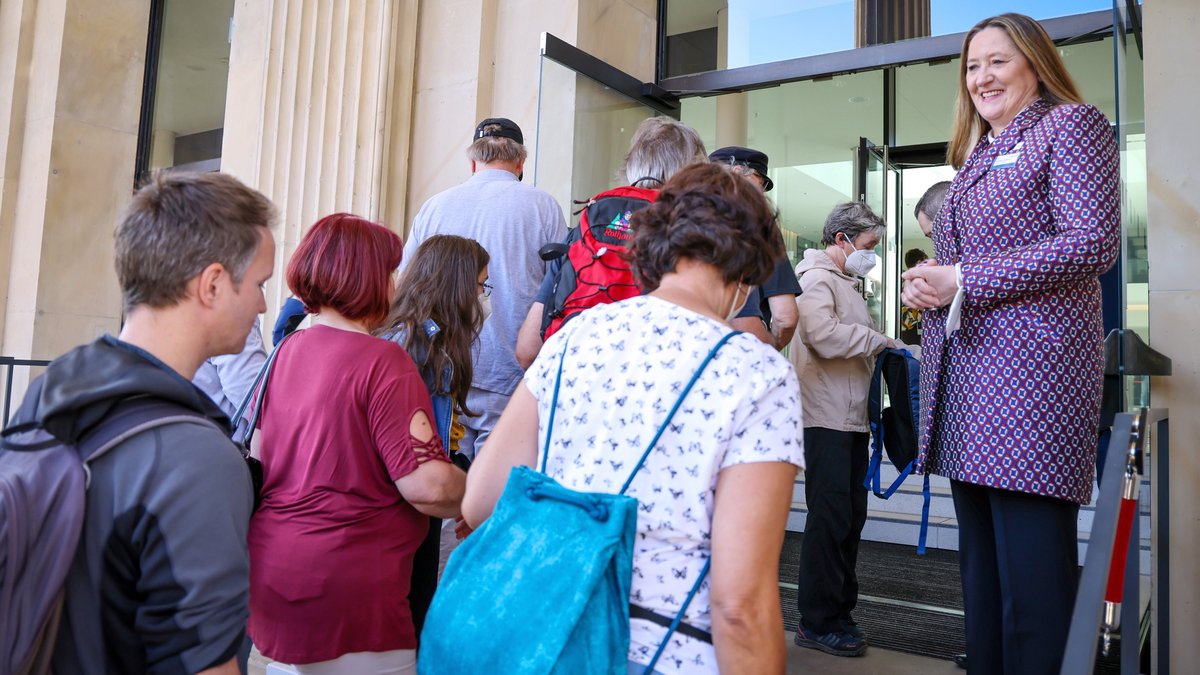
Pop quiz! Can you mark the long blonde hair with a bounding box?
[946,13,1084,169]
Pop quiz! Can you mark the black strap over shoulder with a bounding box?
[629,604,713,643]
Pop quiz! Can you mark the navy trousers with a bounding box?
[796,427,869,634]
[951,480,1080,675]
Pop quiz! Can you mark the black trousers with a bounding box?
[796,427,869,634]
[409,515,442,641]
[951,481,1080,675]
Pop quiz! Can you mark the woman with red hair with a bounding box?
[247,213,466,674]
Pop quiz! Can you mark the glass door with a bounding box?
[855,138,900,337]
[533,33,677,221]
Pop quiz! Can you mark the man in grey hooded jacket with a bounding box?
[8,171,276,674]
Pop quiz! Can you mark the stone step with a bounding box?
[788,500,1152,569]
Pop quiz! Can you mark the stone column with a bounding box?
[222,0,418,319]
[1144,1,1200,670]
[0,0,150,384]
[714,5,747,148]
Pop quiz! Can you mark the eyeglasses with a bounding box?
[479,281,493,297]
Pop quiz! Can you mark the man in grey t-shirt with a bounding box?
[402,117,566,459]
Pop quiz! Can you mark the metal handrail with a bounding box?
[1061,408,1170,675]
[1,356,52,428]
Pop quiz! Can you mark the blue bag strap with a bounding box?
[644,558,711,674]
[866,428,884,496]
[864,353,887,495]
[879,459,914,499]
[539,335,572,473]
[619,331,740,495]
[917,472,931,555]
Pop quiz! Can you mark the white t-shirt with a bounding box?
[525,295,804,673]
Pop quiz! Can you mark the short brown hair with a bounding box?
[630,162,782,290]
[947,13,1083,169]
[466,126,527,165]
[115,171,276,313]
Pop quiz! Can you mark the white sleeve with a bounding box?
[721,359,804,470]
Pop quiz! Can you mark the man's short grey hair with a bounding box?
[467,128,528,165]
[821,202,885,246]
[914,180,951,221]
[622,117,707,188]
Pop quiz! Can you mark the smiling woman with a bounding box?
[901,12,1119,675]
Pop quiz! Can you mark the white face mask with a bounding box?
[841,234,878,277]
[724,283,747,323]
[478,293,493,323]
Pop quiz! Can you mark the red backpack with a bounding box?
[541,186,657,339]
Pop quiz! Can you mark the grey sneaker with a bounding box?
[794,624,867,657]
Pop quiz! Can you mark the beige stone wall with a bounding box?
[221,0,419,320]
[404,0,656,230]
[1144,0,1200,669]
[0,0,149,400]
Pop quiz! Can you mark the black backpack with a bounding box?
[0,394,214,674]
[862,347,931,554]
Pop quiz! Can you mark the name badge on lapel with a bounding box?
[991,141,1023,170]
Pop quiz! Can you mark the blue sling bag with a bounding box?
[418,331,739,674]
[862,347,931,553]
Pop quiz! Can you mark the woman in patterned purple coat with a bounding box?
[901,13,1119,675]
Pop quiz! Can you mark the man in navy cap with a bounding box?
[402,118,566,460]
[709,146,801,350]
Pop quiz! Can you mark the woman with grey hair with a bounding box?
[515,116,707,367]
[788,202,904,657]
[622,117,707,188]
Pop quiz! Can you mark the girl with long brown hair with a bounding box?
[377,233,491,636]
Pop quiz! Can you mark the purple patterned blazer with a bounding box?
[916,98,1120,504]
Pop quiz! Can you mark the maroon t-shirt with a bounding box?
[247,325,444,663]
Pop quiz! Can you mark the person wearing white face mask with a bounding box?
[789,201,904,657]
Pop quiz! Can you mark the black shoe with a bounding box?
[954,653,968,670]
[793,625,867,657]
[842,619,866,639]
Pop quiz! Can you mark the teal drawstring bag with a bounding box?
[418,331,739,675]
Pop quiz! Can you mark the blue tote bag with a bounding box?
[418,331,739,675]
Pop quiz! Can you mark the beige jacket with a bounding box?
[788,249,891,433]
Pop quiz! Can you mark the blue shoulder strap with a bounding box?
[864,352,888,495]
[644,558,711,674]
[619,331,739,495]
[540,329,740,672]
[540,330,742,486]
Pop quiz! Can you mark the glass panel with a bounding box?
[146,0,234,173]
[928,0,1111,35]
[859,146,899,335]
[898,164,956,346]
[533,56,660,220]
[1111,3,1149,408]
[682,69,886,318]
[895,59,958,146]
[664,0,1111,78]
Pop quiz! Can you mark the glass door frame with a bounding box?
[855,138,901,337]
[541,33,680,119]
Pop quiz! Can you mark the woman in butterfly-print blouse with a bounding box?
[464,163,804,674]
[901,13,1119,675]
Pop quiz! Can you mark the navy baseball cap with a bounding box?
[708,146,774,192]
[474,118,524,145]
